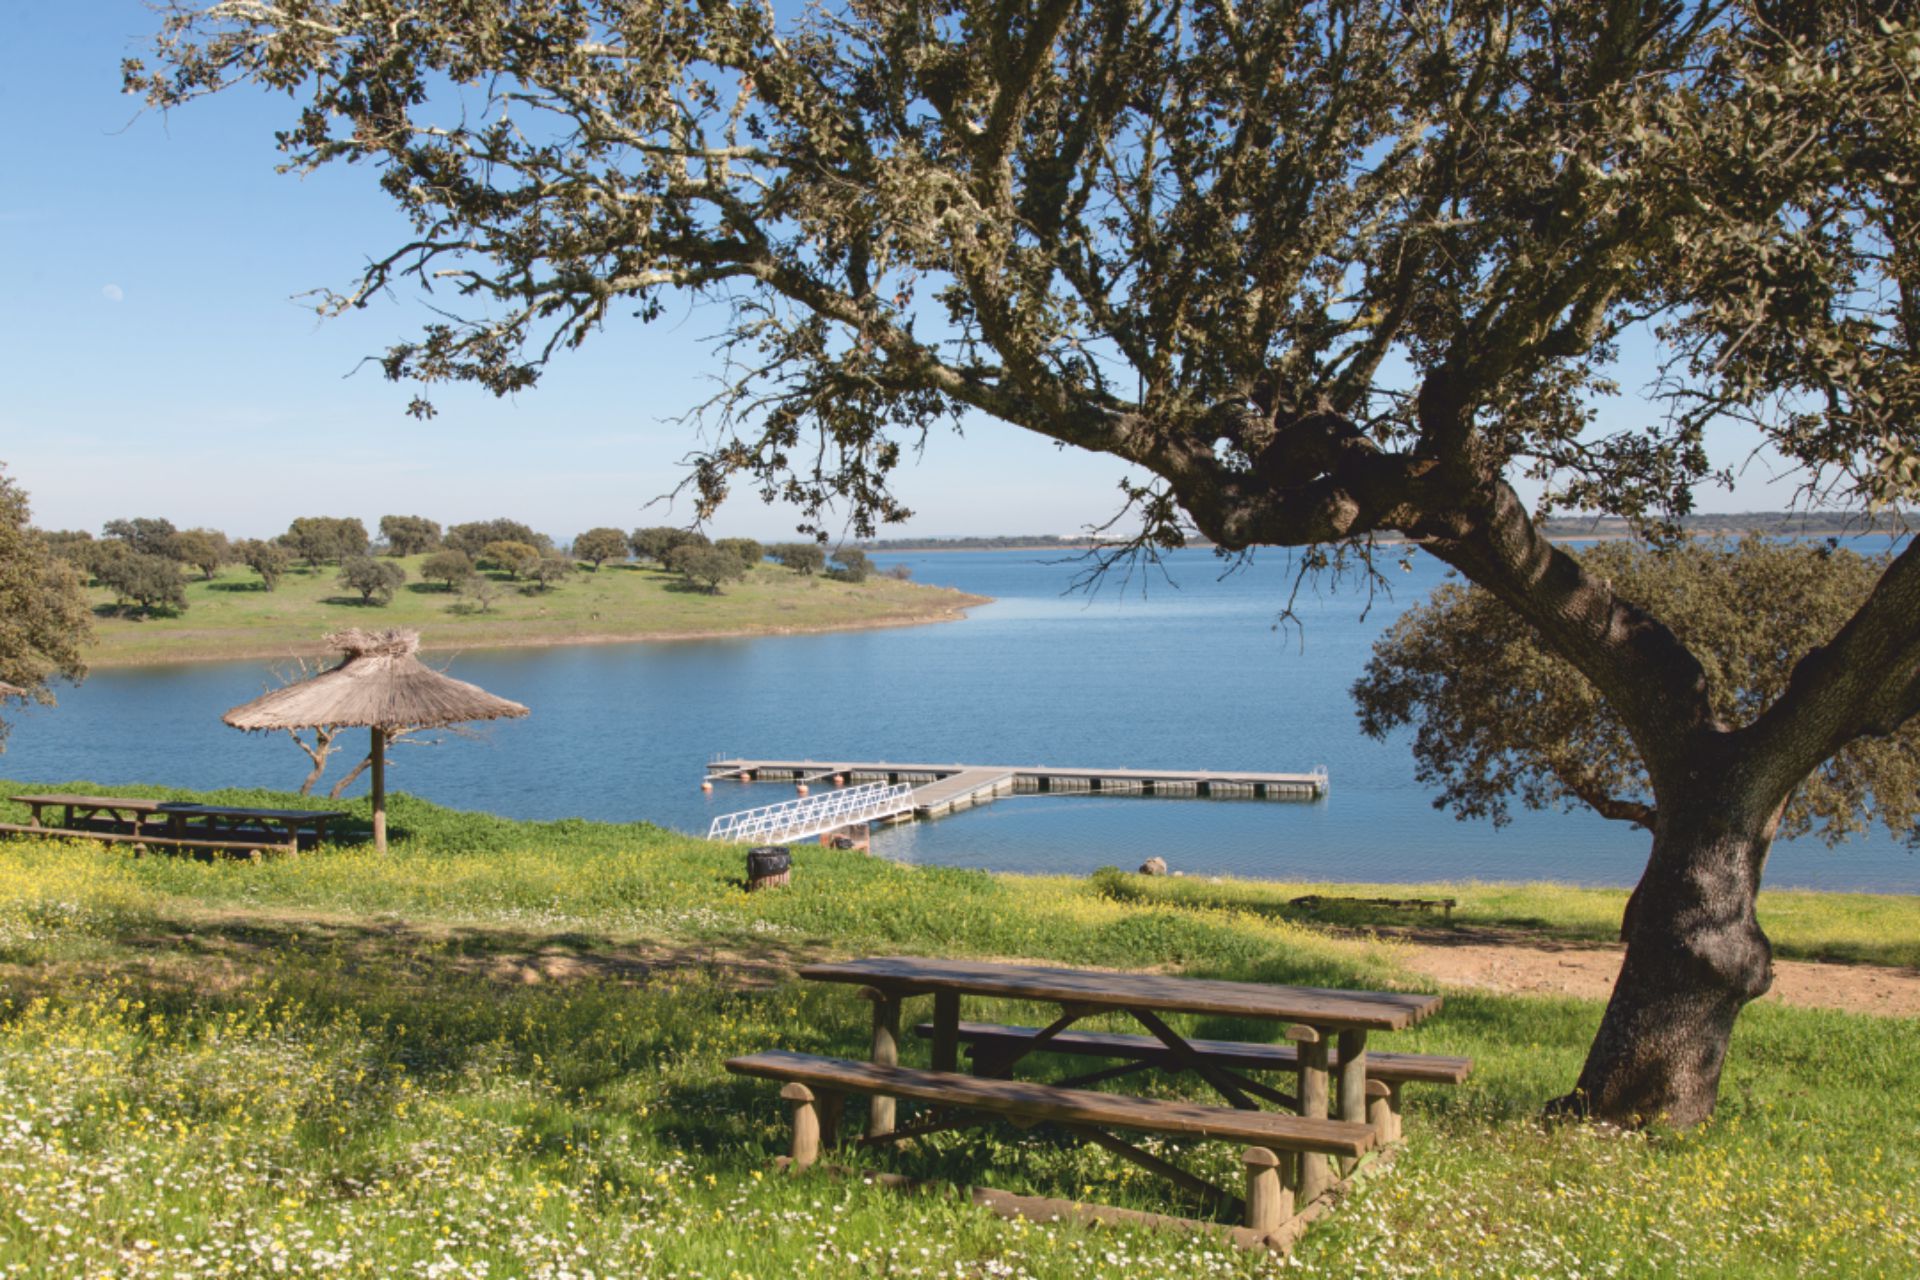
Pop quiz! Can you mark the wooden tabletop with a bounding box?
[799,956,1442,1032]
[14,793,166,812]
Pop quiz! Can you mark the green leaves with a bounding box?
[1355,538,1920,847]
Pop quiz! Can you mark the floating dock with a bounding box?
[706,757,1327,822]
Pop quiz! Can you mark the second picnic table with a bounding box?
[797,955,1448,1200]
[7,793,348,854]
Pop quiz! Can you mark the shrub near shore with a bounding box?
[79,554,987,665]
[0,784,1913,1277]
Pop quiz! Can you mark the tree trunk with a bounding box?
[1557,802,1778,1127]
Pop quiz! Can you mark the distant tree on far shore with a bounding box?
[629,526,707,564]
[525,553,575,591]
[456,574,499,613]
[447,518,548,560]
[572,527,628,569]
[668,543,746,594]
[481,539,541,579]
[97,551,188,617]
[282,516,369,567]
[421,549,474,591]
[338,556,406,605]
[102,517,180,560]
[41,530,99,581]
[770,542,824,576]
[380,514,441,556]
[174,528,230,580]
[827,548,871,583]
[235,538,290,591]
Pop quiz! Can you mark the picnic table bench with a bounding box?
[727,955,1469,1251]
[0,793,348,857]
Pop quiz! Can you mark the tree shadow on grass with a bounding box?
[208,580,270,593]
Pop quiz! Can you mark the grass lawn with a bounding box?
[0,781,1914,1277]
[83,558,988,665]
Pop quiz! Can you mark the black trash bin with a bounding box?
[746,845,792,891]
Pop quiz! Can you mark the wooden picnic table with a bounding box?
[14,793,168,834]
[162,804,349,849]
[798,956,1444,1202]
[8,793,348,853]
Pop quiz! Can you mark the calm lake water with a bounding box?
[6,547,1916,892]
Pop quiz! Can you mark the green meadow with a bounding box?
[82,558,988,666]
[0,781,1915,1278]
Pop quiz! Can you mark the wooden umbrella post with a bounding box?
[370,725,387,852]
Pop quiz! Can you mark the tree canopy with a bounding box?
[235,537,291,591]
[446,519,549,560]
[379,514,442,556]
[97,551,188,618]
[573,527,630,568]
[337,556,406,605]
[132,0,1920,1125]
[0,468,90,746]
[283,516,370,567]
[1356,539,1920,847]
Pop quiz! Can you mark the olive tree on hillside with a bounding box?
[379,514,442,556]
[481,540,542,580]
[573,527,629,569]
[338,556,406,605]
[236,537,291,590]
[770,543,826,576]
[174,528,230,580]
[526,552,576,591]
[135,1,1920,1127]
[0,467,90,748]
[97,551,188,617]
[668,543,748,594]
[283,516,369,568]
[629,526,706,565]
[420,549,475,590]
[446,519,548,560]
[714,537,764,570]
[102,517,179,559]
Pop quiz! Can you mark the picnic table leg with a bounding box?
[930,990,961,1073]
[859,986,900,1137]
[1290,1025,1331,1206]
[1337,1028,1369,1176]
[1243,1146,1291,1233]
[781,1083,822,1169]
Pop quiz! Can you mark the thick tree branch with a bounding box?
[1740,538,1920,798]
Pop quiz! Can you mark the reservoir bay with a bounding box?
[8,547,1916,892]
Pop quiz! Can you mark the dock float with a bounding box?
[706,757,1327,822]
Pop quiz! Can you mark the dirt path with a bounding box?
[1399,934,1920,1018]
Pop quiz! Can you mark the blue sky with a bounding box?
[3,4,1800,546]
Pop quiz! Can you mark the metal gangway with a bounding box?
[706,780,916,844]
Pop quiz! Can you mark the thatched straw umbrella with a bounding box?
[222,629,528,851]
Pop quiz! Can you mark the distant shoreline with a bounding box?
[82,593,993,669]
[867,525,1912,554]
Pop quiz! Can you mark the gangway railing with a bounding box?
[707,780,916,844]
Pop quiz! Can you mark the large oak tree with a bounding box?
[132,0,1920,1125]
[0,466,90,746]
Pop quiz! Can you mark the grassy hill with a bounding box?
[83,556,989,665]
[0,781,1914,1277]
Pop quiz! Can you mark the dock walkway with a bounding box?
[707,757,1327,822]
